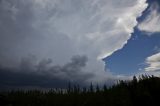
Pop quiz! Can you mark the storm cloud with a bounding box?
[0,0,148,89]
[0,55,94,90]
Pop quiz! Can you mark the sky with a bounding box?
[0,0,160,90]
[105,0,160,75]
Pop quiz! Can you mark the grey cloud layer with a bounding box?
[0,55,94,89]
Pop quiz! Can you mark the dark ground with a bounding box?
[0,75,160,106]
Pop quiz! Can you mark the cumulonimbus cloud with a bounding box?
[0,0,148,88]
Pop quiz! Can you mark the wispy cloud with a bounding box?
[138,2,160,34]
[145,52,160,71]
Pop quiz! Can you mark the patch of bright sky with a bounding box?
[104,28,160,75]
[104,0,160,75]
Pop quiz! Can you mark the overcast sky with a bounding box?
[0,0,160,90]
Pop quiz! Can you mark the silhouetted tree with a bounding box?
[1,75,160,106]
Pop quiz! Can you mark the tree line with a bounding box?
[0,75,160,106]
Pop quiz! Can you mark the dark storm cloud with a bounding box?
[0,0,36,67]
[0,0,34,39]
[0,55,94,89]
[0,0,95,88]
[0,0,148,89]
